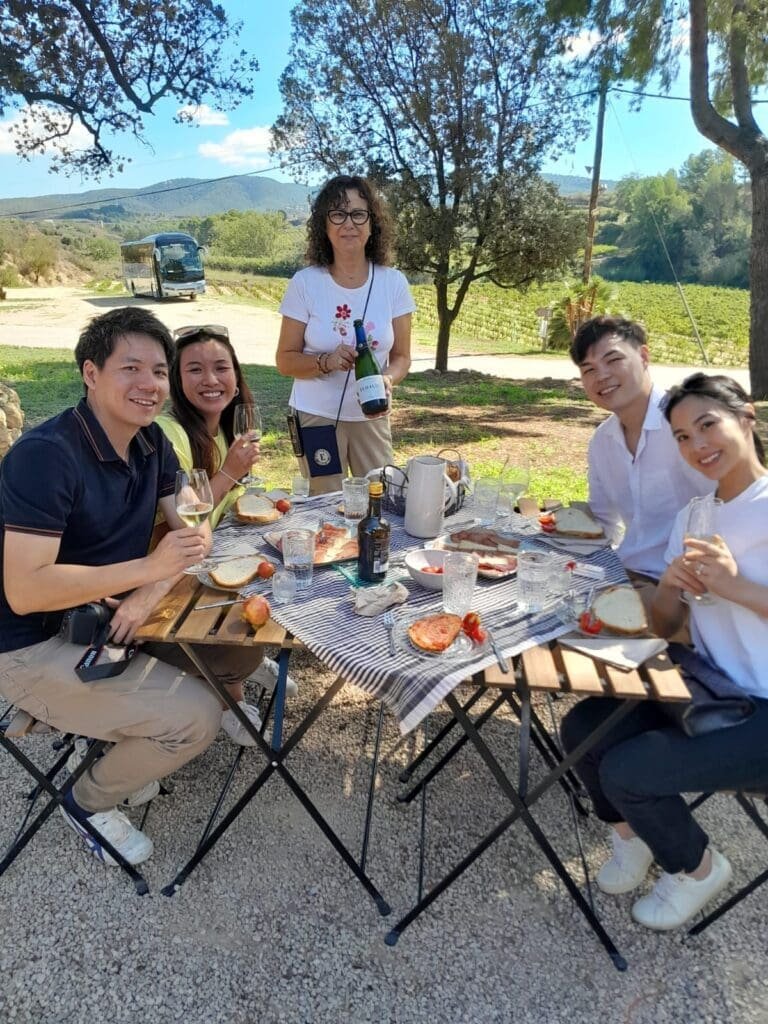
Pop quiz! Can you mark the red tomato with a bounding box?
[462,612,482,636]
[421,566,444,575]
[470,626,488,644]
[565,561,576,571]
[579,611,603,635]
[275,498,291,514]
[256,561,276,579]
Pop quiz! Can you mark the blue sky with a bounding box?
[0,1,760,201]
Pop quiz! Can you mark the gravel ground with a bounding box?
[1,649,767,1024]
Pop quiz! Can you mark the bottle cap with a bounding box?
[368,481,384,497]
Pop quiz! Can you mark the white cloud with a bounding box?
[563,30,603,59]
[198,125,273,168]
[177,103,229,126]
[0,106,93,156]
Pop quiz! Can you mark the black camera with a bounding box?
[60,602,112,647]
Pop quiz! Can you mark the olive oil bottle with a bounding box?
[357,480,390,582]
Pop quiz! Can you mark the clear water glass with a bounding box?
[282,529,315,591]
[292,473,310,500]
[342,476,369,529]
[473,478,500,526]
[516,550,553,612]
[272,569,298,605]
[443,552,479,617]
[497,461,530,517]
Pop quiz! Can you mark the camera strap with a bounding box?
[75,622,137,682]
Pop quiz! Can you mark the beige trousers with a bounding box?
[0,636,262,812]
[297,411,394,495]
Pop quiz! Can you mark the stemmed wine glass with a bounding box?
[681,495,722,606]
[497,456,530,517]
[175,469,216,574]
[233,403,265,491]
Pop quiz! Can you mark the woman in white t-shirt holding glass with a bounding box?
[276,175,416,494]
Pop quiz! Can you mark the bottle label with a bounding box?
[356,375,386,405]
[372,538,390,575]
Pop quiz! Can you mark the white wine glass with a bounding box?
[175,469,216,574]
[681,495,722,606]
[498,456,530,517]
[233,403,265,491]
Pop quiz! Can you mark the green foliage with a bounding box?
[546,277,617,351]
[0,2,258,177]
[17,235,59,283]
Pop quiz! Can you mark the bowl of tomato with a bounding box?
[404,548,447,591]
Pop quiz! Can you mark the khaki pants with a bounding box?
[0,636,262,812]
[296,411,393,496]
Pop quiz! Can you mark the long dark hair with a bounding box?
[168,329,254,480]
[665,372,766,466]
[306,174,393,267]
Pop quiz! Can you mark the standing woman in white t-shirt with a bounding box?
[560,373,768,933]
[276,175,416,494]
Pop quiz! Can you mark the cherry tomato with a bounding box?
[275,498,291,514]
[256,561,276,579]
[579,610,603,635]
[470,626,488,644]
[462,612,482,636]
[565,561,576,571]
[421,566,444,575]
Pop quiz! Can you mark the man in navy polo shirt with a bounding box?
[0,307,235,868]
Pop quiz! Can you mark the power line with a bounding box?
[0,165,292,219]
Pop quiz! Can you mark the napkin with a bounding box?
[352,582,409,617]
[559,635,668,670]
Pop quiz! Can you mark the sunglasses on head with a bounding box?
[173,324,230,344]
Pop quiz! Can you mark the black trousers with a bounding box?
[561,696,768,874]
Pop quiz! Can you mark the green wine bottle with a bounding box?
[357,480,390,582]
[353,319,389,417]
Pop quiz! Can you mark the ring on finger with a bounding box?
[695,562,705,577]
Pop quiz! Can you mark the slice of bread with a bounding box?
[234,493,281,525]
[592,585,647,636]
[552,506,605,539]
[209,556,265,589]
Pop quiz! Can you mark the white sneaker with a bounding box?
[67,739,160,807]
[60,804,154,866]
[248,657,298,698]
[221,701,263,746]
[631,848,733,930]
[596,831,654,895]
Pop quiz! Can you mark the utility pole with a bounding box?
[582,77,608,284]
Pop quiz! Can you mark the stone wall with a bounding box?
[0,383,24,459]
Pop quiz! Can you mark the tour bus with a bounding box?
[121,231,206,300]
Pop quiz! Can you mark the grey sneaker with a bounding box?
[60,803,153,866]
[596,831,654,895]
[631,848,733,930]
[221,701,263,746]
[248,656,298,698]
[66,739,160,808]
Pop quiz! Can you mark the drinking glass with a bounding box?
[516,550,553,612]
[443,552,479,652]
[497,459,530,517]
[473,478,500,526]
[281,529,315,591]
[174,469,216,574]
[272,569,298,605]
[681,496,722,606]
[342,477,369,529]
[292,473,310,501]
[233,403,265,491]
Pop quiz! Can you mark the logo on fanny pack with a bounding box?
[314,448,332,467]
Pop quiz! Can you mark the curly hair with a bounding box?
[168,327,254,481]
[665,372,765,466]
[305,175,393,267]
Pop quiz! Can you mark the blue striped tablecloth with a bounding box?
[216,496,627,734]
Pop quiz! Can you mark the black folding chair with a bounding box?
[688,790,768,936]
[0,703,150,894]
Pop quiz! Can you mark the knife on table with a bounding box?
[485,628,510,674]
[195,597,244,610]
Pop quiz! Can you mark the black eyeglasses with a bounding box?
[327,208,370,225]
[173,324,230,344]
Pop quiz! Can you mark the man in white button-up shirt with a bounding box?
[571,317,713,581]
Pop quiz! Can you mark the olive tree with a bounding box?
[0,0,259,177]
[272,0,585,371]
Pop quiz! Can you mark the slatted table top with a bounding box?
[135,577,299,649]
[484,643,690,703]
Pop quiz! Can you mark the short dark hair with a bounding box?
[168,327,254,481]
[665,372,765,465]
[75,307,175,384]
[306,174,393,267]
[570,316,647,365]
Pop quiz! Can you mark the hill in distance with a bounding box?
[0,172,615,222]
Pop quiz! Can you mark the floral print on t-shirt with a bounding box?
[332,309,379,349]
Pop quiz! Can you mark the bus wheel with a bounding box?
[189,292,197,301]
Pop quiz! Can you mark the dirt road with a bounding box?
[0,285,749,391]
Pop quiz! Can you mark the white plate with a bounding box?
[264,521,358,565]
[395,614,490,660]
[197,553,279,591]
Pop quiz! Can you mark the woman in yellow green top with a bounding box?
[157,324,295,741]
[156,324,258,529]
